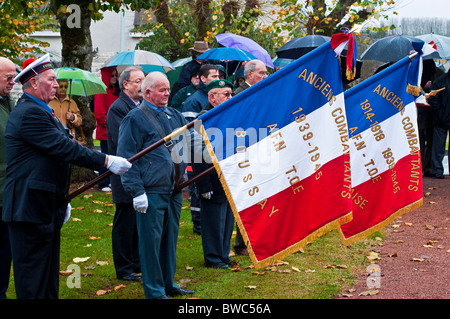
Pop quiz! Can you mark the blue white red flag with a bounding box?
[339,54,425,244]
[197,33,355,268]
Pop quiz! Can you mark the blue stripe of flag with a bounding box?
[345,56,416,137]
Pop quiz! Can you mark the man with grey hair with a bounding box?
[117,71,194,299]
[234,59,268,95]
[0,56,16,299]
[106,66,145,282]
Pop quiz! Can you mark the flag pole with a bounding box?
[66,119,197,201]
[176,165,215,191]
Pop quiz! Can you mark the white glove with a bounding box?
[133,193,148,213]
[64,203,72,224]
[201,191,213,200]
[106,155,132,175]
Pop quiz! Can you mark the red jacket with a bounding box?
[94,67,119,140]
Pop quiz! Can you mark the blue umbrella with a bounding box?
[196,47,257,62]
[215,33,274,68]
[103,49,175,73]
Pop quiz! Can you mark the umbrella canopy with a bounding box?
[54,67,107,97]
[272,57,294,69]
[196,47,257,61]
[215,32,274,68]
[103,49,175,73]
[276,35,331,59]
[360,35,440,63]
[416,33,450,59]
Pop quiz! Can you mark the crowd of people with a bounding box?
[0,39,449,300]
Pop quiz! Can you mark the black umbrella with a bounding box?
[360,34,439,63]
[276,35,331,59]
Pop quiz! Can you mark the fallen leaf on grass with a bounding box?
[73,257,90,263]
[96,289,111,296]
[92,209,103,213]
[359,289,379,296]
[59,270,74,276]
[75,207,85,210]
[252,271,267,276]
[114,284,126,291]
[89,236,101,240]
[366,252,380,261]
[324,264,348,269]
[96,261,108,266]
[185,265,194,271]
[92,200,104,204]
[71,218,82,222]
[292,267,301,273]
[245,285,257,290]
[304,269,316,273]
[277,269,292,274]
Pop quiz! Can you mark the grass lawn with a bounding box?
[6,190,377,300]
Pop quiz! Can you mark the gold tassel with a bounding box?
[407,83,421,96]
[346,67,356,81]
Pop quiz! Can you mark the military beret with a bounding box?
[206,79,233,92]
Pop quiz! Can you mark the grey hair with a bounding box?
[141,71,168,92]
[243,60,262,78]
[22,74,41,90]
[119,66,144,90]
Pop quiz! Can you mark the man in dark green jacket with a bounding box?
[0,57,16,299]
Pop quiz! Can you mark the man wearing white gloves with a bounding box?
[117,72,193,299]
[2,54,131,299]
[192,79,235,269]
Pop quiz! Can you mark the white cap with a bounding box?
[15,53,53,84]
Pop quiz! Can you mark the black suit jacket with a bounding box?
[106,91,137,203]
[2,94,106,224]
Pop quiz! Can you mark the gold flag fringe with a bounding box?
[338,198,423,246]
[406,83,421,96]
[346,67,356,81]
[201,125,354,269]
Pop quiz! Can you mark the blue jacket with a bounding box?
[117,102,188,197]
[181,82,208,121]
[2,93,106,224]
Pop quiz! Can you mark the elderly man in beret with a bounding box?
[3,54,131,299]
[192,79,235,269]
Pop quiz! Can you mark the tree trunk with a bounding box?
[52,0,98,182]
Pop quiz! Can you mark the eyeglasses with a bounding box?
[127,79,143,84]
[212,92,233,98]
[2,75,15,82]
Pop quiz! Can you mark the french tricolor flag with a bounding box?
[197,33,355,268]
[339,54,425,244]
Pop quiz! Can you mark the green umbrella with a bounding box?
[54,67,107,97]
